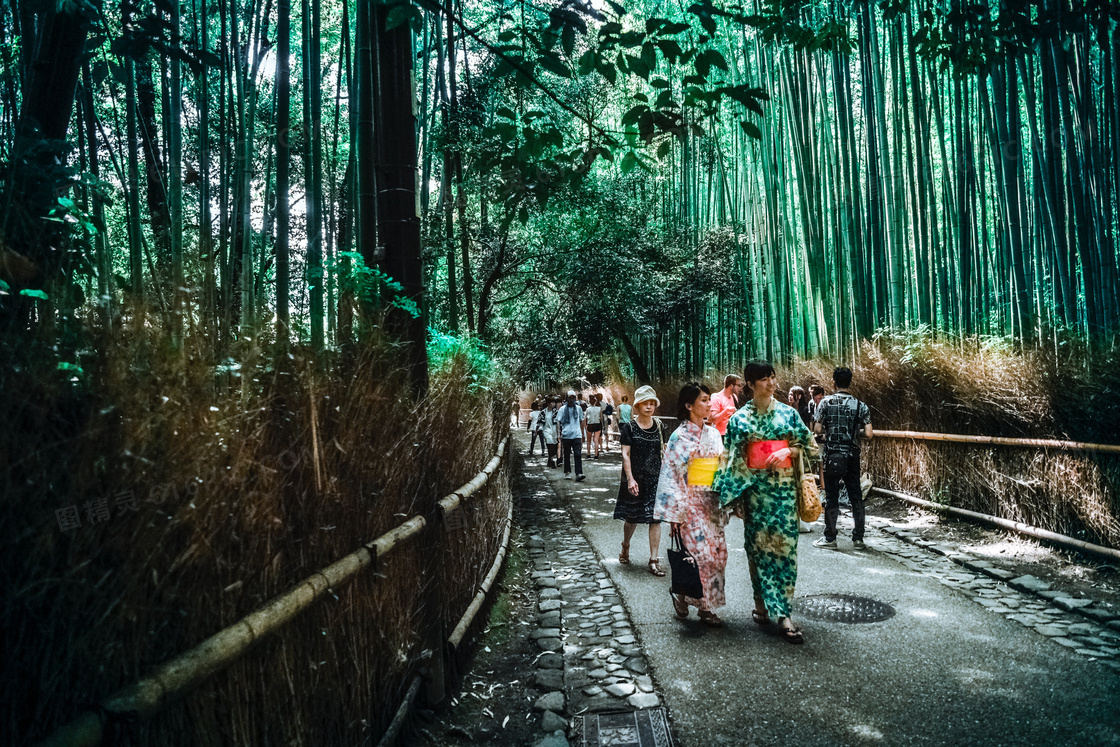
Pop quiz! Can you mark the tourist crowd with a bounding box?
[519,362,873,645]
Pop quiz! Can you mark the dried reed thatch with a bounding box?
[2,322,512,746]
[782,333,1120,548]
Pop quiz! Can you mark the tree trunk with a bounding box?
[373,1,428,393]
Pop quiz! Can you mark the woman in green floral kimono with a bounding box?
[713,360,817,644]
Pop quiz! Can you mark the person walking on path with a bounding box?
[558,391,587,482]
[655,382,728,626]
[812,367,873,550]
[615,385,668,576]
[586,394,603,458]
[602,397,615,452]
[709,374,743,436]
[528,402,546,456]
[618,395,632,425]
[714,360,817,644]
[543,398,560,468]
[788,385,811,427]
[807,384,825,420]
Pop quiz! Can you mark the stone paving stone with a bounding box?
[1052,637,1080,648]
[541,711,569,733]
[1033,625,1066,637]
[538,653,563,669]
[1082,607,1118,624]
[531,628,562,639]
[1055,597,1094,611]
[534,692,565,713]
[1066,622,1098,636]
[628,693,661,709]
[535,669,565,691]
[533,732,570,747]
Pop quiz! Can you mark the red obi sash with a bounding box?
[746,440,791,470]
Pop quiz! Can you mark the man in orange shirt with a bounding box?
[708,374,743,435]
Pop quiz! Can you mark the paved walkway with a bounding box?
[518,432,1120,746]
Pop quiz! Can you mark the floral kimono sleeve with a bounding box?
[654,429,690,523]
[713,409,754,508]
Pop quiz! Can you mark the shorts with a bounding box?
[587,423,602,433]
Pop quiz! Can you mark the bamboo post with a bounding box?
[870,487,1120,562]
[874,429,1120,454]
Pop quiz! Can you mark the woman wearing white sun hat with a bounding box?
[614,385,669,576]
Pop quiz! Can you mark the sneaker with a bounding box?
[798,520,813,534]
[852,540,866,550]
[564,473,572,480]
[576,474,586,482]
[813,536,837,549]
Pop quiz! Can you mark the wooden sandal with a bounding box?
[699,611,724,627]
[672,593,689,618]
[648,559,666,577]
[619,543,630,565]
[780,625,805,644]
[752,609,772,626]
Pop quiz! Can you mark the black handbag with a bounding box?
[667,525,703,599]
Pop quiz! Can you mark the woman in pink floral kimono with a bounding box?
[654,382,729,626]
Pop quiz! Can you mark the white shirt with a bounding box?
[586,405,602,424]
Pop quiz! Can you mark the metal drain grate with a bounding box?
[794,594,896,623]
[573,707,675,747]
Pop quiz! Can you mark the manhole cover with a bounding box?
[794,594,896,623]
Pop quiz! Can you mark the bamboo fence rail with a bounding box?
[870,486,1120,562]
[875,430,1120,454]
[39,433,513,747]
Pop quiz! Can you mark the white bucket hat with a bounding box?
[632,385,660,408]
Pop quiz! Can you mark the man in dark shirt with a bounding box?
[812,367,873,550]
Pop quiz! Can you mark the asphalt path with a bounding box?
[523,434,1120,747]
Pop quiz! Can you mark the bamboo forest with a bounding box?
[4,0,1120,745]
[3,0,1118,382]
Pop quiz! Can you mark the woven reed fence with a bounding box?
[865,430,1120,548]
[39,433,513,747]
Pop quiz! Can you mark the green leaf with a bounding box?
[0,278,9,292]
[620,151,637,174]
[385,3,420,31]
[562,24,576,58]
[537,53,571,78]
[741,120,762,139]
[621,104,649,125]
[657,39,683,61]
[20,289,48,301]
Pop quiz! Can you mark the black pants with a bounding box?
[823,451,864,541]
[529,429,545,455]
[561,438,583,475]
[546,442,558,467]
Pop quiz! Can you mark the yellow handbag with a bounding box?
[795,451,822,523]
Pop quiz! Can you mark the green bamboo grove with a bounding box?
[0,0,1116,383]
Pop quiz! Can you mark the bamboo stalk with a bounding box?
[448,500,513,648]
[376,676,423,747]
[875,430,1120,454]
[39,431,511,747]
[870,487,1120,562]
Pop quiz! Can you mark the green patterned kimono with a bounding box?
[713,398,817,619]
